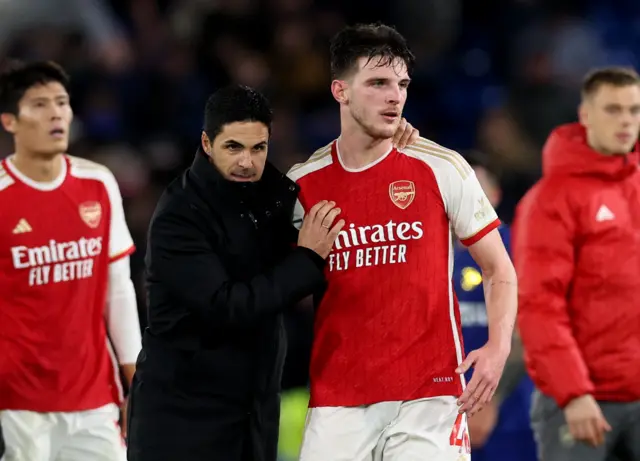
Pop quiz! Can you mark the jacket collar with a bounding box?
[188,148,298,208]
[542,123,639,180]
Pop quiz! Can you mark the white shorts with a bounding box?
[299,396,471,461]
[0,403,126,461]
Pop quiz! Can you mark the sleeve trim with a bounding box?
[460,219,501,246]
[109,245,135,263]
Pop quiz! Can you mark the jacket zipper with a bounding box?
[247,210,258,229]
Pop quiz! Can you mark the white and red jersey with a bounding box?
[0,154,135,412]
[288,138,500,407]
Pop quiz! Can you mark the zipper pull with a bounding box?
[247,211,258,229]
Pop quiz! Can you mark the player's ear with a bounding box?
[331,80,349,105]
[578,101,588,127]
[0,113,17,134]
[201,131,212,155]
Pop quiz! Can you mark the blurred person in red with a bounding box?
[0,61,141,460]
[288,23,517,460]
[513,67,640,461]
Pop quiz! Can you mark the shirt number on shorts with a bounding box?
[449,413,471,454]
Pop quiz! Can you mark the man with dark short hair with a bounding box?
[514,66,640,461]
[125,85,347,461]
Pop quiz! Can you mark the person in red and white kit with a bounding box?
[287,23,518,461]
[0,61,141,460]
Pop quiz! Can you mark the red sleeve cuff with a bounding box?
[460,219,501,246]
[109,245,135,263]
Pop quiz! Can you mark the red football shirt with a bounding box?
[0,155,135,412]
[288,138,500,407]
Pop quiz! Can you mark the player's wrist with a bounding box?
[486,336,511,356]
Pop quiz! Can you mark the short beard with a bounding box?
[350,105,395,140]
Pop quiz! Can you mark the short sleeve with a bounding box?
[446,169,500,246]
[103,173,135,261]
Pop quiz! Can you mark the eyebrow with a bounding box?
[365,77,411,84]
[223,139,267,148]
[28,95,69,102]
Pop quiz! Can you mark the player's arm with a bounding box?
[105,255,141,388]
[492,329,526,406]
[487,229,525,406]
[444,161,516,415]
[147,206,329,328]
[511,191,593,408]
[447,164,517,354]
[102,170,141,389]
[467,229,517,355]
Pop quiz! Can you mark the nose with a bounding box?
[238,151,253,169]
[622,109,637,125]
[51,104,64,119]
[386,84,401,105]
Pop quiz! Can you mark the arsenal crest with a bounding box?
[389,180,416,209]
[79,201,102,228]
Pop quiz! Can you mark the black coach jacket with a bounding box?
[126,150,326,461]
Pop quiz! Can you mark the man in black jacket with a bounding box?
[126,85,345,461]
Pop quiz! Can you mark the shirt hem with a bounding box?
[109,245,135,263]
[460,219,501,246]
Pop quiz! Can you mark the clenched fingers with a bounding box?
[392,118,408,147]
[570,419,599,447]
[397,119,419,149]
[570,417,610,447]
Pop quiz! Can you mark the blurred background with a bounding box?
[2,0,640,459]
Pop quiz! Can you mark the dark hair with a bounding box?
[329,22,415,79]
[0,60,70,114]
[203,85,273,140]
[581,67,640,99]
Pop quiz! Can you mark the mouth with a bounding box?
[381,111,399,122]
[230,173,255,182]
[49,128,66,139]
[616,132,634,143]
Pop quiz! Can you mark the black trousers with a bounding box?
[126,375,280,461]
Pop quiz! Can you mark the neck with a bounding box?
[11,148,64,182]
[338,115,393,170]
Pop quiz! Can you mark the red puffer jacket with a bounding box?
[513,123,640,408]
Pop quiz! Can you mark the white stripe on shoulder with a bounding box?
[68,155,118,195]
[0,162,15,191]
[68,155,111,174]
[0,175,15,191]
[69,156,125,216]
[401,137,472,180]
[287,141,334,182]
